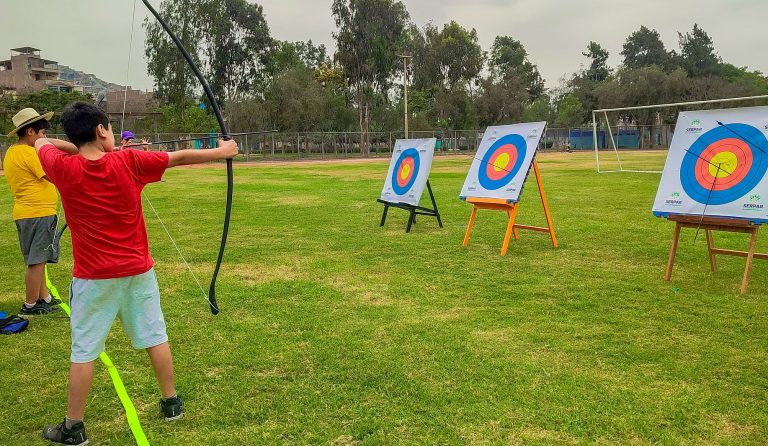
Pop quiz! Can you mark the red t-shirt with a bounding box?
[39,144,169,279]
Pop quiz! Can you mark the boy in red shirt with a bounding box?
[36,102,238,445]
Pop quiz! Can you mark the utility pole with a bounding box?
[398,54,412,139]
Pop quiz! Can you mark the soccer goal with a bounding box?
[592,95,768,173]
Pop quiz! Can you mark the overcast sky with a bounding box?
[1,0,766,92]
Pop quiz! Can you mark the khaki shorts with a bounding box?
[69,268,168,363]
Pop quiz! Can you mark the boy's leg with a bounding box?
[38,265,51,300]
[67,361,96,420]
[147,342,176,398]
[25,262,46,305]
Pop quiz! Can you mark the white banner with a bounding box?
[460,122,546,202]
[380,138,436,206]
[653,106,768,223]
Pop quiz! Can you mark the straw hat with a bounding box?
[7,108,54,137]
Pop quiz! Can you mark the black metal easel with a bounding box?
[377,180,443,233]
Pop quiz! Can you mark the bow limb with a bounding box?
[142,0,231,315]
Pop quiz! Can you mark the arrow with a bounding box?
[693,162,722,245]
[124,130,277,148]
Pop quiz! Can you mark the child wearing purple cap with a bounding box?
[117,130,149,151]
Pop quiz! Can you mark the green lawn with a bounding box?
[1,151,767,445]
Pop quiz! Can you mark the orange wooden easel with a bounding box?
[462,160,557,256]
[665,214,766,294]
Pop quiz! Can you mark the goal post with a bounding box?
[592,95,768,174]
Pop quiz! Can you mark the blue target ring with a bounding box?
[680,124,768,205]
[391,148,420,195]
[478,134,527,190]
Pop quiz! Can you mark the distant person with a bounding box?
[117,130,149,151]
[2,108,61,315]
[36,102,238,445]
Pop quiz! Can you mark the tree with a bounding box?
[554,93,584,127]
[430,21,485,89]
[0,90,93,135]
[144,0,273,106]
[621,26,676,71]
[475,75,528,127]
[489,36,544,98]
[332,0,409,155]
[144,0,203,107]
[201,0,273,101]
[582,41,610,82]
[678,24,719,77]
[521,96,554,123]
[270,40,330,74]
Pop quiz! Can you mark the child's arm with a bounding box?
[34,138,79,154]
[167,139,238,168]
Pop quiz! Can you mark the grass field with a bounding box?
[2,151,767,445]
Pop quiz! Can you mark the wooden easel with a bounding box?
[378,180,443,233]
[665,215,767,294]
[462,160,557,255]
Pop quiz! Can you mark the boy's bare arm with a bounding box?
[167,139,238,168]
[34,138,78,154]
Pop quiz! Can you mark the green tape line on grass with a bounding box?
[46,267,150,446]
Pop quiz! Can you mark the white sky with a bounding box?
[1,0,765,91]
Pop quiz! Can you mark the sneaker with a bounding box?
[45,295,62,305]
[42,419,88,445]
[160,395,184,421]
[20,300,60,315]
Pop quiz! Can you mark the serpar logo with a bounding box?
[686,118,703,134]
[665,191,683,206]
[744,194,764,211]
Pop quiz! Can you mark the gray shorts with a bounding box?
[15,215,59,266]
[69,268,168,363]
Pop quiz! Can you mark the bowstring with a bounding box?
[120,0,138,135]
[142,192,215,311]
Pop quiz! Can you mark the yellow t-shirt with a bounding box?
[3,143,58,220]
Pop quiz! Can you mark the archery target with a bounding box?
[392,148,421,195]
[653,107,768,222]
[380,138,436,206]
[460,122,547,202]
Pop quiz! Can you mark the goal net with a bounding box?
[592,95,768,173]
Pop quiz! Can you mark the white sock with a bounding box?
[43,295,53,303]
[24,302,37,308]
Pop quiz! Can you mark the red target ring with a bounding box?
[693,138,752,192]
[484,144,518,181]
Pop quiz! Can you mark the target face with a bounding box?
[681,124,768,205]
[380,138,436,206]
[478,134,527,190]
[653,107,768,223]
[392,148,420,195]
[460,122,547,202]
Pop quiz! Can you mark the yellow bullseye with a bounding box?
[708,151,738,178]
[493,152,510,172]
[400,164,411,180]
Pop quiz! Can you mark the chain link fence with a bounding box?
[1,125,671,167]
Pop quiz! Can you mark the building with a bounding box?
[0,47,79,94]
[105,89,156,114]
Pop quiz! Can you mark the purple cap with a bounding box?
[121,130,135,140]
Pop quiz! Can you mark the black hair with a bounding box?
[61,101,110,147]
[16,119,49,138]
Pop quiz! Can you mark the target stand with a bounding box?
[462,160,557,256]
[664,215,766,294]
[377,180,443,233]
